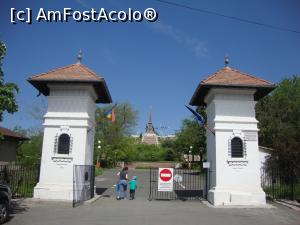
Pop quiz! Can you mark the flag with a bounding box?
[185,105,215,135]
[185,105,204,126]
[104,104,117,122]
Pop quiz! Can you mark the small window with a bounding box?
[57,133,70,154]
[231,137,243,158]
[85,171,89,181]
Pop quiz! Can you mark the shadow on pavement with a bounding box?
[7,199,29,223]
[175,190,204,200]
[96,188,108,195]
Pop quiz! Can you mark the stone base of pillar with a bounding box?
[208,188,266,206]
[34,183,73,201]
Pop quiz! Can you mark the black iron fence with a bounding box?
[261,166,300,201]
[73,165,95,207]
[0,164,40,198]
[149,168,207,201]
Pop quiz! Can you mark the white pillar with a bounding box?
[34,85,96,201]
[206,88,266,205]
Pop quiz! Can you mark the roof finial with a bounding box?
[225,55,229,67]
[77,49,83,64]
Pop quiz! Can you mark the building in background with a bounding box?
[141,110,159,145]
[0,127,29,165]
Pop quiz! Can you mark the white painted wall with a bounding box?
[34,84,97,201]
[205,88,266,206]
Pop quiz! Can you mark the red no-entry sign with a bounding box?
[158,168,173,192]
[159,169,172,182]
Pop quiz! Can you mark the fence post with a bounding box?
[272,168,275,200]
[205,168,208,199]
[148,168,152,201]
[91,166,95,199]
[291,170,294,200]
[73,165,75,208]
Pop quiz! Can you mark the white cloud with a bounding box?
[149,21,208,57]
[75,0,90,9]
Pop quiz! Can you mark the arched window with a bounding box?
[57,133,70,154]
[231,137,243,158]
[85,171,89,181]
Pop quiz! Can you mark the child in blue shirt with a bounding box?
[128,176,137,200]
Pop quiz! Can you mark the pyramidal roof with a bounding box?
[190,66,275,106]
[201,66,273,86]
[28,62,112,103]
[28,63,103,82]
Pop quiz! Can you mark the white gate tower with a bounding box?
[190,58,275,205]
[28,52,112,200]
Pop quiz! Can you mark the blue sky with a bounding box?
[1,0,300,135]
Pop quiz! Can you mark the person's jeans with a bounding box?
[118,180,127,198]
[115,181,120,197]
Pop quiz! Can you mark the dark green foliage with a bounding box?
[263,183,300,200]
[256,76,300,173]
[130,144,167,162]
[14,127,43,165]
[174,108,207,163]
[0,41,18,122]
[160,138,180,161]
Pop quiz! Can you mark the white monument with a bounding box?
[190,58,275,206]
[28,52,112,200]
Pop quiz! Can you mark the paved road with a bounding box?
[6,169,300,225]
[95,169,150,199]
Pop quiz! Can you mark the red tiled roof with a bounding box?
[190,66,276,106]
[27,63,112,103]
[201,67,273,86]
[28,63,103,82]
[0,127,29,141]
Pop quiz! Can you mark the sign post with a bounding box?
[158,168,173,192]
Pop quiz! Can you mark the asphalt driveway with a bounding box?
[5,169,300,225]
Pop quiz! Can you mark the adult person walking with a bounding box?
[116,167,129,200]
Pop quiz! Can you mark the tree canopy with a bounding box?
[0,41,18,122]
[256,76,300,171]
[94,102,139,166]
[174,107,207,162]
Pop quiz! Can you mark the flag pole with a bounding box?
[204,124,215,135]
[185,105,215,135]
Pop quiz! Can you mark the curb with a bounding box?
[84,194,102,205]
[274,200,300,211]
[202,200,276,209]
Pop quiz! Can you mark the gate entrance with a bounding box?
[148,168,207,201]
[73,165,95,207]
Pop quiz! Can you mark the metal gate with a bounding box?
[261,166,300,200]
[149,168,207,201]
[0,164,40,198]
[73,165,95,207]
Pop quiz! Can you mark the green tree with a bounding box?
[160,138,179,161]
[13,127,43,165]
[174,108,207,163]
[0,41,18,122]
[94,102,138,166]
[256,76,300,172]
